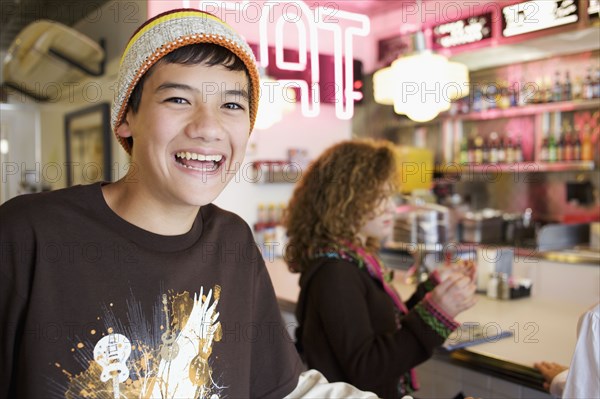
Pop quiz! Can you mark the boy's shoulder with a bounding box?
[0,184,95,224]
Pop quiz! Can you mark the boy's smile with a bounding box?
[115,61,251,212]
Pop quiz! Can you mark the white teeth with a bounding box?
[176,152,223,162]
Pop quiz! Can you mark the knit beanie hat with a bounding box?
[111,9,260,154]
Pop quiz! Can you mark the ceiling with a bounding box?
[0,0,415,53]
[1,0,598,71]
[0,0,111,53]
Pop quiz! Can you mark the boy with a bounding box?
[0,9,377,399]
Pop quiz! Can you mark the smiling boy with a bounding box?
[0,9,379,399]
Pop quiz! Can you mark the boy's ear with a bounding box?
[116,110,133,138]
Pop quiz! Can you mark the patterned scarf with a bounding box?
[312,241,420,395]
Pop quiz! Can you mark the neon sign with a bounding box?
[148,1,370,120]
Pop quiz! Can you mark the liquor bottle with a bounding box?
[482,136,490,164]
[498,83,511,109]
[581,124,594,161]
[489,132,499,163]
[472,87,483,112]
[509,82,518,107]
[557,132,565,162]
[563,122,573,162]
[506,137,515,164]
[540,137,549,162]
[572,131,581,161]
[563,71,572,101]
[474,135,484,164]
[514,135,524,162]
[552,71,562,102]
[498,134,507,163]
[459,136,469,164]
[572,76,583,100]
[467,135,475,163]
[583,67,594,100]
[544,77,553,103]
[547,133,557,162]
[594,66,600,99]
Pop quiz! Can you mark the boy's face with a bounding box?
[116,61,250,207]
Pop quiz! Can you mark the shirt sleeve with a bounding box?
[284,369,381,399]
[405,270,440,309]
[549,369,568,398]
[562,303,600,399]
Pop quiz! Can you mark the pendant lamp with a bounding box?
[373,1,469,122]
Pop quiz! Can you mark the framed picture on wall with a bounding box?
[64,102,111,186]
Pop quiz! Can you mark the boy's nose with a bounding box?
[185,109,224,141]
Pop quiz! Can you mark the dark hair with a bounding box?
[124,43,249,149]
[284,139,400,273]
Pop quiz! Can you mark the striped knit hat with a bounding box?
[111,9,260,154]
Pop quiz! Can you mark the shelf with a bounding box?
[444,99,600,121]
[436,161,595,174]
[250,161,302,184]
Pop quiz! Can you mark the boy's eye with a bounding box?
[165,97,189,105]
[223,102,244,110]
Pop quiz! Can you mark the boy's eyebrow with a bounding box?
[223,89,250,102]
[155,83,250,102]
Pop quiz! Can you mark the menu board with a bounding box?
[432,13,492,49]
[502,0,579,37]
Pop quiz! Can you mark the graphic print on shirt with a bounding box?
[58,285,223,399]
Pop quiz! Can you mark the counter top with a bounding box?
[393,278,587,368]
[265,258,595,391]
[515,246,600,265]
[383,242,600,266]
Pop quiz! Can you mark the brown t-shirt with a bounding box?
[0,183,303,399]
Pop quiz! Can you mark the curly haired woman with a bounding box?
[284,139,476,399]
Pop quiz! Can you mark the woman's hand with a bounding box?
[439,259,476,282]
[534,361,568,392]
[429,272,477,318]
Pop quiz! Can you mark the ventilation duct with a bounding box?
[2,20,105,101]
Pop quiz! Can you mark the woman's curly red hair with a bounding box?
[284,139,400,273]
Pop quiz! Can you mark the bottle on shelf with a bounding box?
[563,122,574,162]
[514,135,524,163]
[552,71,562,102]
[544,77,553,103]
[489,132,499,163]
[557,132,565,162]
[583,67,594,100]
[474,135,484,164]
[459,136,469,164]
[572,75,583,100]
[506,136,515,164]
[482,136,490,164]
[509,82,519,107]
[540,136,549,162]
[472,87,483,112]
[498,134,507,163]
[581,123,594,162]
[498,82,511,109]
[594,66,600,99]
[547,132,557,162]
[573,130,582,161]
[563,71,572,101]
